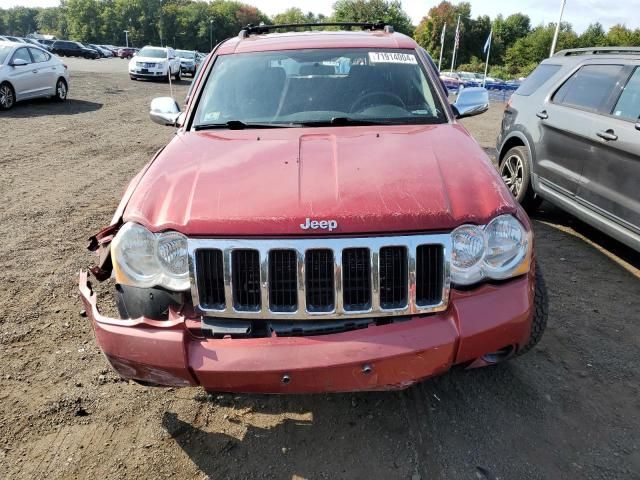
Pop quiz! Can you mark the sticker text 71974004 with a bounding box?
[368,52,418,64]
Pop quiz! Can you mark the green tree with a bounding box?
[606,24,640,46]
[332,0,413,36]
[66,0,101,41]
[273,8,323,25]
[414,1,485,70]
[578,22,606,47]
[505,22,578,76]
[36,7,65,36]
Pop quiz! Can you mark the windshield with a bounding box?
[138,47,167,58]
[176,50,195,59]
[0,46,12,65]
[193,48,446,127]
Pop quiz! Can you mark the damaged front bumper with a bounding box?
[79,270,535,393]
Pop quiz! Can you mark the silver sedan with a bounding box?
[0,40,70,110]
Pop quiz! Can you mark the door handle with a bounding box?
[32,70,38,74]
[536,110,548,120]
[596,129,618,141]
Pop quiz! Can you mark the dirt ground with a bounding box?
[1,58,639,480]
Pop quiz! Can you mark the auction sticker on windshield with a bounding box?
[368,52,417,64]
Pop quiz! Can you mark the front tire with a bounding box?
[54,78,68,102]
[174,68,180,81]
[499,146,542,212]
[0,82,15,110]
[516,264,549,357]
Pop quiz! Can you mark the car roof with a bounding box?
[0,40,20,48]
[546,46,640,65]
[217,30,417,55]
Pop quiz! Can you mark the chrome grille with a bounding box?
[189,234,451,320]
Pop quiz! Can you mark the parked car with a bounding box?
[440,73,461,93]
[455,71,482,87]
[128,45,181,81]
[483,76,506,90]
[37,39,55,49]
[99,45,117,56]
[2,35,27,44]
[81,22,547,394]
[117,47,136,59]
[82,43,108,58]
[19,37,51,51]
[175,49,197,76]
[0,40,69,110]
[497,46,640,251]
[51,40,99,59]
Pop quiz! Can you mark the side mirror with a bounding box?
[10,58,29,67]
[452,87,489,119]
[150,97,181,126]
[635,122,640,132]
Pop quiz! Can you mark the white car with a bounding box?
[129,46,181,82]
[0,40,69,110]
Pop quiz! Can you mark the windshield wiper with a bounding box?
[194,120,301,130]
[300,117,396,127]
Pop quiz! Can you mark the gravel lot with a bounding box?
[1,57,639,480]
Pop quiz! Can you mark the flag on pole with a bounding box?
[483,29,492,56]
[450,15,461,74]
[438,23,446,71]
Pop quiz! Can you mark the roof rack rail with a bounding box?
[554,46,640,56]
[238,21,394,38]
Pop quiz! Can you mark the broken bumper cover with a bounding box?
[79,271,534,393]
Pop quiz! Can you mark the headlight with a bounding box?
[451,215,531,286]
[111,222,190,291]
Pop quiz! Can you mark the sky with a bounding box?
[3,0,638,34]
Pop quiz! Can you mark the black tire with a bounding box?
[174,68,181,82]
[516,263,548,357]
[54,78,68,102]
[0,82,15,110]
[499,146,543,212]
[130,75,136,81]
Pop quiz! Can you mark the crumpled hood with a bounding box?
[124,124,517,236]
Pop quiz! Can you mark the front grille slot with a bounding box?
[379,246,408,309]
[195,249,225,309]
[305,249,334,312]
[269,249,298,312]
[231,249,261,311]
[342,248,371,311]
[416,245,444,306]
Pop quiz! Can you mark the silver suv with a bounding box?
[497,47,640,251]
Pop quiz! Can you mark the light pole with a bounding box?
[550,0,567,57]
[123,30,129,48]
[209,19,213,51]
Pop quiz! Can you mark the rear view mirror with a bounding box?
[150,97,181,126]
[10,58,28,67]
[452,87,489,119]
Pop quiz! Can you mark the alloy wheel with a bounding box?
[0,84,14,109]
[57,80,67,100]
[501,154,524,197]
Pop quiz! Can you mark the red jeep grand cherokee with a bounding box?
[80,23,548,393]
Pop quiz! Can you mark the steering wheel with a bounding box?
[350,91,407,113]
